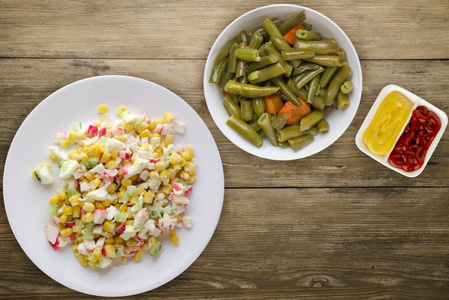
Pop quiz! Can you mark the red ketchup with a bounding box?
[388,106,441,172]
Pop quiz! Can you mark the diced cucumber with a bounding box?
[47,204,58,216]
[150,243,161,256]
[58,159,66,168]
[72,122,82,131]
[81,156,100,169]
[33,170,41,182]
[66,186,80,198]
[115,211,126,223]
[82,228,94,240]
[150,206,163,220]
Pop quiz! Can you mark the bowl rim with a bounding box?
[203,4,363,161]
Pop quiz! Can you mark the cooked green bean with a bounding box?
[247,55,278,73]
[293,63,321,75]
[287,80,308,100]
[235,42,247,78]
[281,50,315,61]
[270,37,300,68]
[258,113,278,146]
[340,81,353,94]
[299,110,324,132]
[292,66,324,90]
[249,120,261,132]
[227,43,238,73]
[336,91,350,109]
[218,72,234,91]
[209,57,228,83]
[278,11,306,34]
[224,80,280,97]
[307,75,320,104]
[223,95,241,118]
[278,141,289,148]
[240,99,254,122]
[270,77,302,107]
[248,17,281,41]
[226,114,263,147]
[248,31,264,50]
[323,65,353,106]
[311,96,325,110]
[277,125,302,142]
[253,97,265,118]
[303,55,342,67]
[234,48,261,62]
[262,42,293,77]
[239,30,249,43]
[318,87,326,98]
[296,30,321,41]
[230,94,240,105]
[248,62,286,84]
[317,119,329,133]
[319,66,338,88]
[213,35,240,66]
[337,48,347,62]
[294,40,337,55]
[262,18,286,40]
[288,133,314,152]
[272,113,289,131]
[301,22,312,31]
[238,72,249,84]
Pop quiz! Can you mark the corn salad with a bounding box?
[39,105,195,269]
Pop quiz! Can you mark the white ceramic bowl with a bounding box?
[355,84,448,177]
[204,4,362,160]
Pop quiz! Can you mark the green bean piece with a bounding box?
[294,40,337,55]
[262,42,293,77]
[213,36,240,66]
[270,77,302,107]
[293,63,321,75]
[239,30,249,43]
[234,48,261,62]
[299,110,324,132]
[209,57,228,83]
[288,133,314,152]
[249,120,261,132]
[318,87,326,98]
[217,72,234,91]
[249,31,264,50]
[224,80,279,98]
[230,94,240,105]
[240,99,254,122]
[253,97,265,118]
[226,115,263,148]
[301,22,312,31]
[336,91,350,109]
[277,125,302,142]
[223,95,241,118]
[307,75,320,104]
[272,113,289,131]
[270,37,300,68]
[308,126,319,136]
[323,65,353,106]
[296,30,321,41]
[238,72,249,84]
[247,55,278,73]
[278,10,307,34]
[248,62,286,84]
[292,66,324,90]
[304,55,342,68]
[311,96,325,110]
[262,18,286,40]
[281,50,315,61]
[337,48,347,62]
[258,113,278,146]
[340,81,353,94]
[235,42,247,79]
[227,43,238,73]
[278,141,289,148]
[248,17,281,41]
[317,119,329,133]
[287,79,308,100]
[319,66,338,88]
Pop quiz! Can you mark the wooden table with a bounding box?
[1,0,448,298]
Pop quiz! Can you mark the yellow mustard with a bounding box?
[363,91,413,156]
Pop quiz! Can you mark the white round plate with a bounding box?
[203,4,363,160]
[3,75,224,297]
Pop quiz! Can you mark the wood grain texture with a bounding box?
[0,0,448,60]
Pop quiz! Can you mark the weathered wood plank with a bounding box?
[0,58,448,188]
[0,0,448,60]
[1,188,449,298]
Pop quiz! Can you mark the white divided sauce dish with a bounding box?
[355,84,447,178]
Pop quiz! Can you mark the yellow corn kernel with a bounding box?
[79,256,88,267]
[169,153,182,165]
[164,112,175,123]
[114,236,124,244]
[126,239,137,247]
[115,135,126,142]
[155,118,165,125]
[95,202,105,209]
[187,175,196,184]
[103,221,115,233]
[85,171,95,181]
[57,188,67,200]
[83,202,95,213]
[184,145,194,157]
[59,214,68,223]
[102,199,111,207]
[164,134,174,146]
[93,119,102,127]
[73,206,81,218]
[118,257,128,264]
[177,213,183,221]
[93,247,102,260]
[105,237,114,245]
[137,187,146,194]
[60,139,71,148]
[119,204,128,213]
[170,234,179,245]
[73,225,82,233]
[141,143,150,151]
[161,184,172,195]
[187,165,196,176]
[144,192,154,204]
[180,171,190,181]
[106,160,117,169]
[181,151,191,161]
[160,170,170,182]
[149,237,158,246]
[82,212,94,223]
[49,152,59,161]
[72,243,79,251]
[140,122,149,131]
[124,220,132,227]
[140,129,151,138]
[110,150,118,159]
[124,123,134,132]
[168,169,177,180]
[98,104,108,114]
[117,106,127,115]
[117,191,125,200]
[133,250,143,261]
[50,194,59,205]
[129,196,138,205]
[60,227,73,238]
[88,261,97,269]
[80,153,89,161]
[69,195,80,206]
[90,178,101,190]
[155,161,165,171]
[121,178,132,187]
[68,131,81,142]
[104,244,115,258]
[142,242,149,250]
[101,151,111,163]
[63,206,73,215]
[149,171,159,180]
[151,151,160,159]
